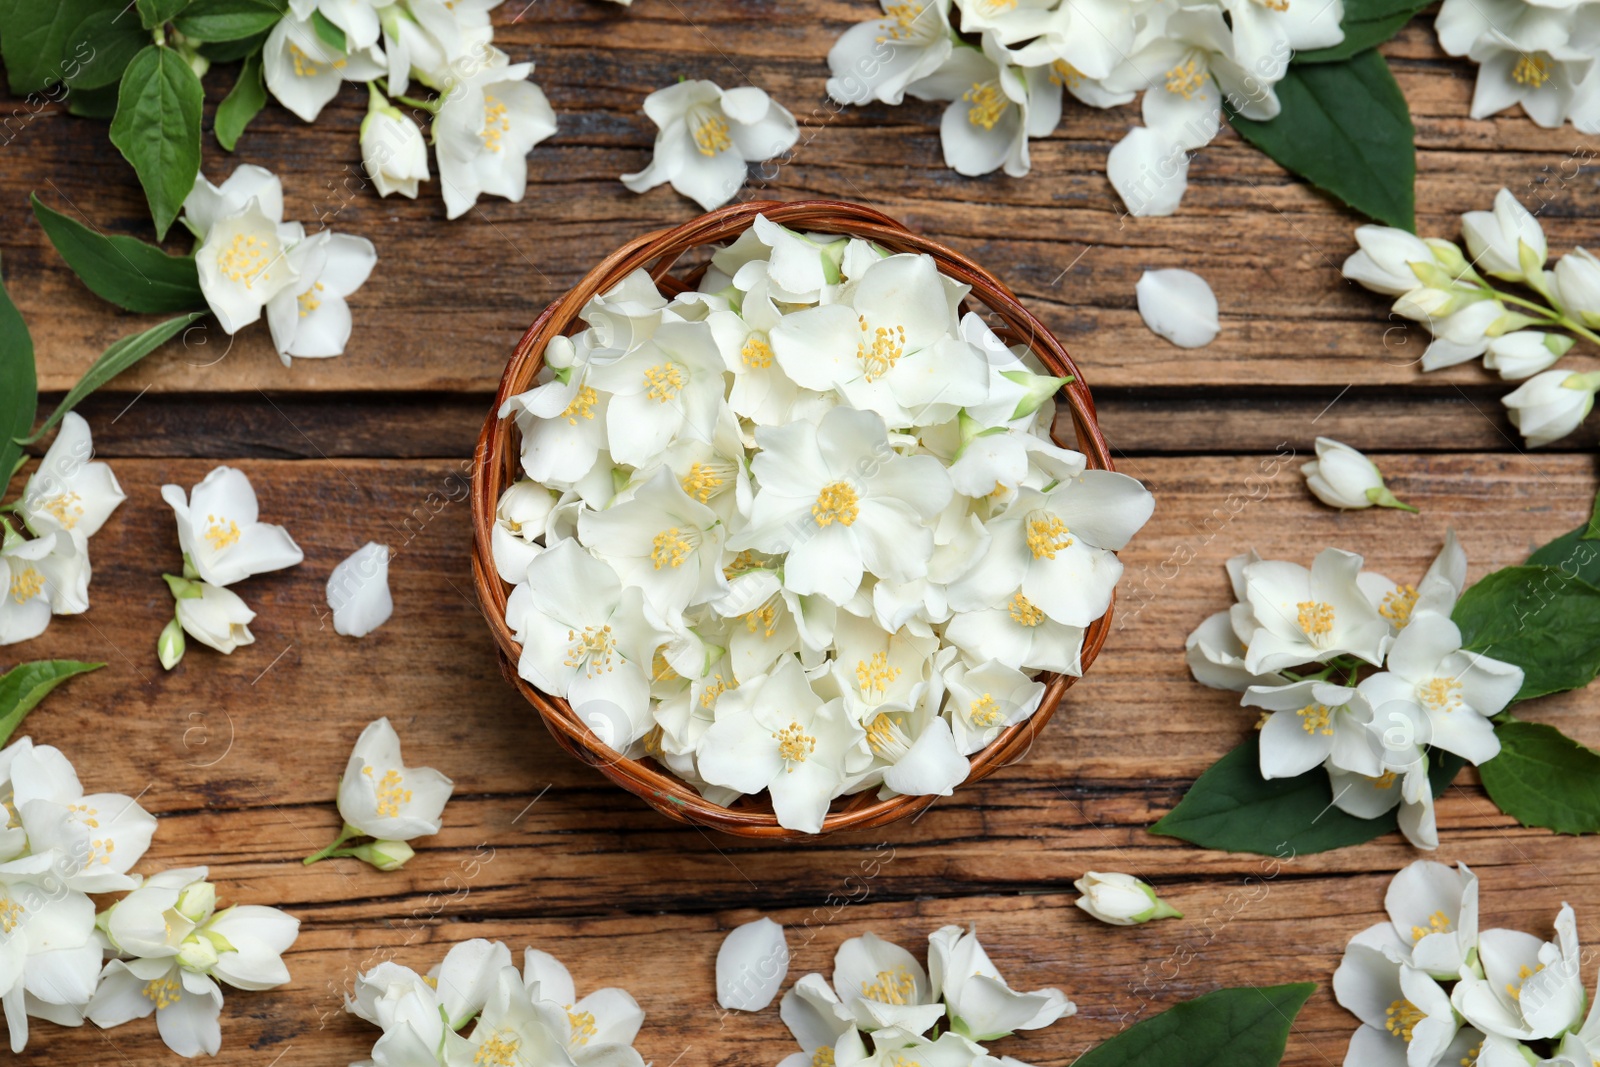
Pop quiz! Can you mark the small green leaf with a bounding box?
[1150,735,1462,855]
[27,312,203,444]
[173,0,285,42]
[1227,49,1416,230]
[136,0,190,30]
[31,193,206,314]
[1072,984,1316,1067]
[109,45,204,239]
[0,660,104,748]
[1480,719,1600,835]
[215,49,266,151]
[1453,565,1600,701]
[1297,0,1431,63]
[0,253,37,486]
[310,9,345,51]
[61,5,150,90]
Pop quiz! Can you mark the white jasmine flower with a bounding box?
[1326,757,1438,849]
[830,931,943,1035]
[334,717,454,843]
[1454,905,1588,1041]
[193,197,302,335]
[1135,268,1219,348]
[927,923,1075,1042]
[172,578,256,656]
[434,58,557,219]
[362,93,429,201]
[1302,437,1416,512]
[181,165,283,240]
[940,658,1045,755]
[0,526,86,642]
[6,741,157,893]
[733,406,953,604]
[777,973,855,1067]
[621,79,799,211]
[522,947,645,1054]
[1551,247,1600,326]
[263,15,385,124]
[1465,29,1595,130]
[1483,331,1574,379]
[1238,547,1391,674]
[1220,0,1344,82]
[289,0,387,50]
[1334,923,1465,1065]
[1462,188,1548,283]
[1073,872,1184,928]
[1360,530,1468,634]
[265,227,378,363]
[345,960,450,1061]
[1384,861,1480,980]
[1503,369,1600,446]
[826,0,955,106]
[697,658,863,834]
[19,413,125,541]
[0,876,99,1052]
[584,320,728,469]
[326,542,393,638]
[1244,680,1383,780]
[1004,0,1140,78]
[906,38,1058,179]
[458,967,614,1067]
[161,466,304,587]
[578,469,727,623]
[491,481,555,584]
[715,918,788,1012]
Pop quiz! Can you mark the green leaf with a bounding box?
[1073,984,1316,1067]
[61,4,150,90]
[0,253,36,486]
[0,0,104,94]
[1480,720,1600,835]
[1453,565,1600,701]
[1524,488,1600,584]
[31,194,206,314]
[1297,0,1431,63]
[66,82,121,118]
[310,9,345,51]
[136,0,190,30]
[196,29,267,62]
[109,45,204,239]
[26,313,202,445]
[215,49,266,151]
[173,0,285,41]
[1227,49,1416,231]
[1150,735,1462,855]
[0,660,103,748]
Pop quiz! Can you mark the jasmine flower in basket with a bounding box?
[493,212,1154,834]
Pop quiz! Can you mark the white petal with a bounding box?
[716,917,789,1012]
[1136,268,1219,348]
[327,542,393,638]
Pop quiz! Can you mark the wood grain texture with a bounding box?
[6,453,1598,1065]
[3,8,1598,402]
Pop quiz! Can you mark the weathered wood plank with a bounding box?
[5,12,1598,397]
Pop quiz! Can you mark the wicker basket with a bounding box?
[470,199,1116,839]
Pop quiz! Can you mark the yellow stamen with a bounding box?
[40,492,84,530]
[1025,514,1073,559]
[564,624,617,677]
[297,280,325,318]
[875,2,924,42]
[856,315,905,381]
[1385,999,1424,1042]
[8,567,43,604]
[1008,591,1044,627]
[204,514,241,551]
[741,336,774,369]
[289,42,321,78]
[650,527,692,569]
[681,463,724,503]
[643,363,685,402]
[1420,677,1462,713]
[1512,54,1552,88]
[1049,60,1083,89]
[1411,910,1451,942]
[811,1048,836,1067]
[217,233,275,287]
[773,722,816,768]
[1296,600,1334,639]
[142,973,183,1010]
[561,385,598,425]
[1165,57,1209,100]
[1297,704,1333,736]
[855,650,901,698]
[480,93,511,152]
[474,1030,521,1066]
[963,81,1007,130]
[743,603,778,638]
[813,481,859,527]
[567,1007,598,1047]
[861,965,916,1005]
[1380,584,1418,628]
[700,674,731,710]
[375,768,411,819]
[970,694,1003,727]
[693,113,732,156]
[0,896,23,934]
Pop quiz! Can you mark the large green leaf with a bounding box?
[0,660,104,747]
[215,49,267,152]
[66,82,121,119]
[173,0,285,41]
[26,313,203,444]
[31,194,206,314]
[0,253,36,486]
[196,28,267,62]
[1150,735,1462,855]
[0,0,104,94]
[1227,49,1416,230]
[1297,0,1432,63]
[1480,719,1600,835]
[61,4,149,90]
[1073,984,1316,1067]
[1453,565,1600,701]
[109,45,204,239]
[136,0,190,30]
[1524,487,1600,584]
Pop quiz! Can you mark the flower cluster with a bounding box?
[344,938,647,1067]
[773,926,1074,1065]
[493,214,1154,833]
[0,414,123,646]
[269,0,558,219]
[1334,860,1599,1067]
[1435,0,1600,133]
[187,164,377,363]
[157,465,304,669]
[305,718,455,871]
[1185,532,1524,849]
[825,0,1345,215]
[1344,187,1600,447]
[0,737,298,1057]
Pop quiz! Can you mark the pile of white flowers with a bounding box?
[1436,0,1600,132]
[492,213,1155,833]
[1344,187,1600,448]
[0,737,298,1057]
[344,937,647,1067]
[825,0,1346,216]
[1334,860,1599,1067]
[1185,532,1524,850]
[773,926,1075,1065]
[0,414,123,646]
[186,164,376,363]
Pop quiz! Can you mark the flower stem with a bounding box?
[303,822,363,865]
[393,93,439,114]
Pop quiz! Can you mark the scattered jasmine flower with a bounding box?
[304,717,455,868]
[1301,437,1416,513]
[1072,872,1183,927]
[161,466,303,587]
[621,79,799,211]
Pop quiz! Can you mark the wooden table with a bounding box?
[7,4,1600,1064]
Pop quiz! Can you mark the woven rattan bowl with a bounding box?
[471,199,1116,838]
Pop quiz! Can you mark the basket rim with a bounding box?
[470,198,1117,839]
